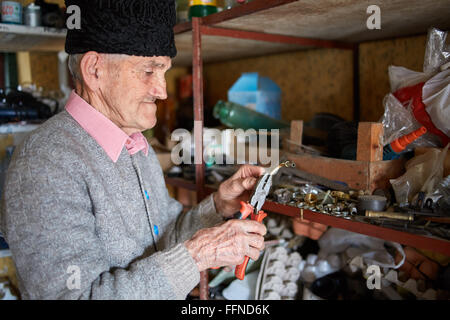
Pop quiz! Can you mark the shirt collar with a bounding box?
[65,90,149,163]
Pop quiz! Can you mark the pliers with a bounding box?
[235,161,295,280]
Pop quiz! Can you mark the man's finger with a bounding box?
[247,233,265,251]
[235,219,267,235]
[242,176,258,190]
[236,176,258,192]
[227,176,257,195]
[224,266,233,272]
[247,247,261,262]
[233,164,265,179]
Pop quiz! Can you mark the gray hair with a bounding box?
[67,53,127,82]
[68,54,83,81]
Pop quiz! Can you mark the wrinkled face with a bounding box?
[101,55,171,134]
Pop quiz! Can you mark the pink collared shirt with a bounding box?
[65,90,149,163]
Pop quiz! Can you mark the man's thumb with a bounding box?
[228,176,256,194]
[242,176,258,191]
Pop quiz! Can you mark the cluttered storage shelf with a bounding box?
[166,178,450,256]
[165,0,450,300]
[165,120,450,257]
[0,23,66,52]
[167,0,450,250]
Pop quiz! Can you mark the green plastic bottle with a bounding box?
[188,0,218,20]
[213,100,289,130]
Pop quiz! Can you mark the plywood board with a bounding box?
[215,0,450,43]
[203,48,354,122]
[174,31,307,66]
[359,35,427,121]
[174,0,449,67]
[29,52,60,91]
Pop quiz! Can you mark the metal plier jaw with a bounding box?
[235,161,295,280]
[238,173,272,220]
[250,173,274,213]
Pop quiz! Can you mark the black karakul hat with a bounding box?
[65,0,177,58]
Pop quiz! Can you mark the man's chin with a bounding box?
[143,119,157,131]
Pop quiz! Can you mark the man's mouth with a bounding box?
[143,98,157,104]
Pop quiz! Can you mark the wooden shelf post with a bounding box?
[356,122,384,162]
[289,120,303,152]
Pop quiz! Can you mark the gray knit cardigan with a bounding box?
[0,110,223,299]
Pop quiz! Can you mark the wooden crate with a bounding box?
[286,121,406,192]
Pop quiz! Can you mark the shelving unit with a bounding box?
[172,0,450,66]
[165,176,450,256]
[264,201,450,257]
[0,23,66,52]
[168,0,450,300]
[0,249,12,258]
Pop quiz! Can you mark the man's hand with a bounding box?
[184,219,267,272]
[213,164,266,218]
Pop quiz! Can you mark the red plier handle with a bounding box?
[235,201,267,280]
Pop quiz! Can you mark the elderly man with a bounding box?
[0,0,266,299]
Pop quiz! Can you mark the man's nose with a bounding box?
[150,77,167,100]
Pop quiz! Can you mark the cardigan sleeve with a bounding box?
[145,145,226,249]
[165,192,225,245]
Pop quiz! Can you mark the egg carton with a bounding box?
[348,256,438,300]
[383,269,437,300]
[255,245,303,300]
[265,215,294,239]
[300,253,341,284]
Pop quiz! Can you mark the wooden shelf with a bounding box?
[165,176,218,194]
[165,176,450,256]
[263,200,450,257]
[2,1,448,55]
[0,249,11,258]
[165,176,198,191]
[0,23,66,52]
[173,0,450,66]
[209,0,450,43]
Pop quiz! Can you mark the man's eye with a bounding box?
[145,71,153,76]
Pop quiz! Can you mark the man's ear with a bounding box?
[79,51,103,91]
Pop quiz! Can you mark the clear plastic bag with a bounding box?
[423,27,450,75]
[318,228,405,269]
[380,28,450,148]
[422,69,450,138]
[380,93,441,148]
[388,66,430,92]
[390,144,449,205]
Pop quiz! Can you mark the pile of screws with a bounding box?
[270,186,368,219]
